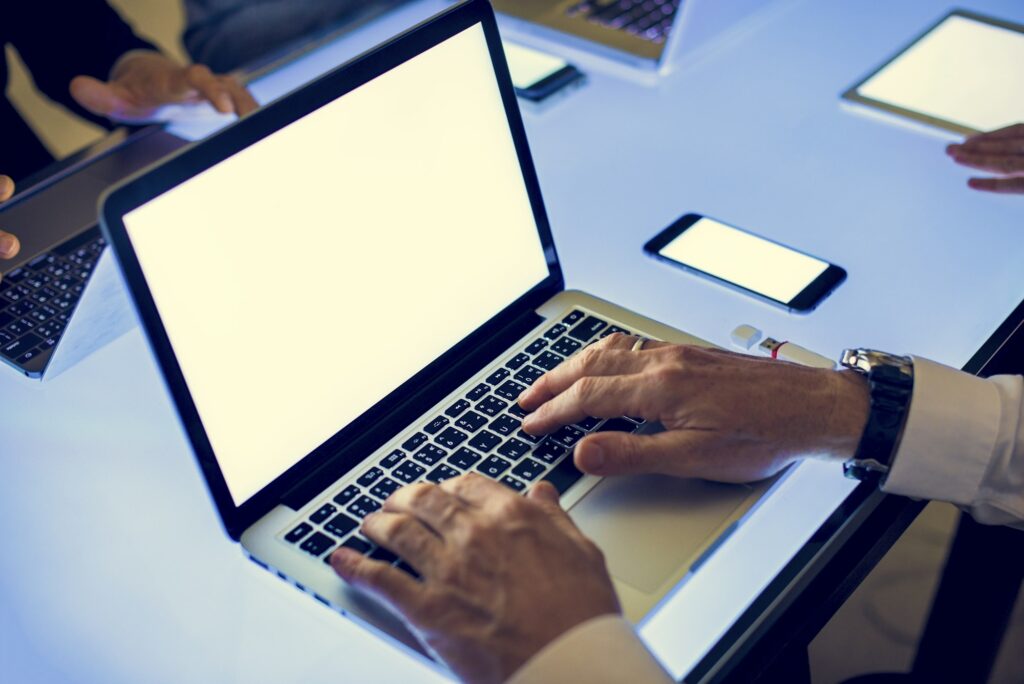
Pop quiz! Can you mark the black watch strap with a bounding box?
[843,363,914,482]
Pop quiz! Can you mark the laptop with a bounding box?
[492,0,777,73]
[100,0,770,660]
[0,127,188,378]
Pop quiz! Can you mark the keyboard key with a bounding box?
[300,532,336,557]
[486,367,510,385]
[516,429,542,445]
[494,380,527,401]
[477,455,512,478]
[356,467,383,487]
[380,450,405,469]
[569,316,608,342]
[524,339,548,355]
[341,537,372,554]
[489,414,521,437]
[285,522,313,543]
[551,425,586,448]
[544,324,567,340]
[424,416,450,435]
[333,485,360,505]
[1,334,41,361]
[347,495,382,519]
[395,560,421,579]
[507,403,530,419]
[500,476,526,492]
[626,416,646,425]
[506,353,530,370]
[426,464,461,484]
[576,416,601,431]
[309,503,337,524]
[402,433,428,451]
[16,347,43,366]
[468,430,502,453]
[369,547,399,564]
[601,325,631,338]
[325,512,359,538]
[370,478,401,501]
[512,458,546,481]
[551,337,581,356]
[445,399,470,418]
[543,457,585,495]
[534,440,566,464]
[598,417,639,433]
[562,310,585,325]
[514,366,544,386]
[533,351,564,371]
[456,411,488,433]
[449,447,482,470]
[466,383,490,401]
[476,396,508,417]
[497,438,531,460]
[435,426,468,450]
[414,444,447,466]
[393,460,426,484]
[7,300,34,318]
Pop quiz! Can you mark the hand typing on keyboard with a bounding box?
[518,333,870,484]
[329,473,619,684]
[0,175,20,283]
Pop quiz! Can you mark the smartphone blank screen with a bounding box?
[503,41,567,89]
[658,218,828,304]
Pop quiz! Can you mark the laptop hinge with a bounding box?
[280,306,546,511]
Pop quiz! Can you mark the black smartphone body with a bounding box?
[504,41,585,103]
[643,214,846,313]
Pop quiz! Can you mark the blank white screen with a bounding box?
[123,25,549,506]
[659,218,827,304]
[857,15,1024,132]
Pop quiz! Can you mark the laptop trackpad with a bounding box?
[570,475,754,594]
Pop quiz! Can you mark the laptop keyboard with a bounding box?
[0,228,104,374]
[566,0,682,44]
[281,308,646,573]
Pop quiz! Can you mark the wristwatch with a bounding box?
[839,349,915,483]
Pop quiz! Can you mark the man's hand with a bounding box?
[517,334,870,483]
[330,474,619,684]
[0,175,20,284]
[947,123,1024,194]
[69,51,258,124]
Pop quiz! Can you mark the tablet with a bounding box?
[842,10,1024,135]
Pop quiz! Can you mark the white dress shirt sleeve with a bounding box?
[883,356,1024,529]
[506,615,674,684]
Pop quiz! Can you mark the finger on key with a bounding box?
[523,374,653,435]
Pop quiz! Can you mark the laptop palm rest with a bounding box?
[571,474,756,597]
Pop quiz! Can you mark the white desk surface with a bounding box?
[3,1,1023,681]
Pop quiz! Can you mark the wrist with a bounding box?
[821,370,870,460]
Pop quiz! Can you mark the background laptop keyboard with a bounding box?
[566,0,682,44]
[281,309,646,574]
[0,228,104,374]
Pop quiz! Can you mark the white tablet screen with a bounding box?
[854,14,1024,133]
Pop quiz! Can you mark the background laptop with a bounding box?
[493,0,782,73]
[100,0,771,661]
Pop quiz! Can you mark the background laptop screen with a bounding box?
[122,25,550,506]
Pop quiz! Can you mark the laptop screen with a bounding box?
[122,25,550,506]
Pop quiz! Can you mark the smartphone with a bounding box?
[643,214,846,313]
[503,41,585,103]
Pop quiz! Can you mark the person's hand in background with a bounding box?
[69,50,258,124]
[0,175,20,284]
[947,123,1024,194]
[518,334,870,483]
[330,474,619,684]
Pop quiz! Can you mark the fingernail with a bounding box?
[0,234,17,257]
[581,443,604,471]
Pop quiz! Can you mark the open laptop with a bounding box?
[0,127,188,379]
[492,0,777,73]
[100,0,771,661]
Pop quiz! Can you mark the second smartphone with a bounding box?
[643,213,846,313]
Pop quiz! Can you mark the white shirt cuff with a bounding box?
[506,615,674,684]
[882,356,1000,506]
